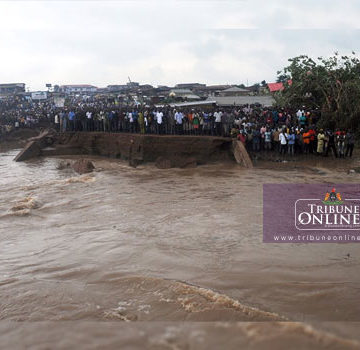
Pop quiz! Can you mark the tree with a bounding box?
[275,52,360,131]
[276,73,290,83]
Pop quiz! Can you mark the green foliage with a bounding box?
[276,52,360,131]
[276,73,290,83]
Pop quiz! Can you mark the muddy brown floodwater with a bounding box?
[0,149,360,349]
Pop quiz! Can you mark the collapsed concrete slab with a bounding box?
[232,140,253,168]
[14,129,58,162]
[14,131,253,168]
[14,140,42,162]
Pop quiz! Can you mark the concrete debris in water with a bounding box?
[71,159,95,174]
[56,160,71,170]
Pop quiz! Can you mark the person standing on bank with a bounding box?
[345,130,355,157]
[325,130,338,158]
[287,129,295,155]
[317,129,326,155]
[279,129,287,155]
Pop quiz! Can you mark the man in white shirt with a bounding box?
[128,112,134,133]
[214,110,222,136]
[156,111,163,124]
[279,130,287,155]
[86,111,93,131]
[175,111,183,134]
[156,110,163,134]
[296,109,304,121]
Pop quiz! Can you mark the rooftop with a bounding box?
[267,80,292,93]
[61,84,97,88]
[206,96,275,107]
[222,86,250,93]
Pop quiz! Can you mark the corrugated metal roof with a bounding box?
[155,100,216,108]
[170,89,193,94]
[183,94,201,100]
[61,84,97,88]
[267,80,292,92]
[222,86,249,92]
[206,96,275,107]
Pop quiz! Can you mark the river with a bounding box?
[0,149,359,349]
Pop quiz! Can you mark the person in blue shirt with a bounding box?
[287,129,296,156]
[300,113,307,128]
[68,111,75,131]
[107,110,115,132]
[252,129,261,152]
[272,110,279,125]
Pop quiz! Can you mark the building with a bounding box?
[0,83,25,95]
[138,84,155,95]
[206,95,275,107]
[107,85,129,92]
[155,86,172,94]
[175,83,206,90]
[156,100,217,109]
[169,89,201,100]
[60,84,98,94]
[219,86,250,97]
[203,85,232,97]
[267,80,292,93]
[95,88,109,94]
[127,82,140,88]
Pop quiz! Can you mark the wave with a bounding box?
[19,174,96,191]
[101,276,285,322]
[100,276,360,348]
[10,196,40,211]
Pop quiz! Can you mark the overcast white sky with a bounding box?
[0,0,359,90]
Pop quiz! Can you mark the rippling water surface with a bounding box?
[1,149,360,349]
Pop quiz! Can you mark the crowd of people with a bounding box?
[0,95,356,157]
[0,96,54,136]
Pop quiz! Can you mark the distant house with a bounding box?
[204,85,232,97]
[60,84,98,94]
[139,84,154,90]
[219,86,250,97]
[96,88,109,94]
[0,83,25,95]
[127,82,139,88]
[267,80,292,93]
[169,89,201,100]
[138,84,155,95]
[156,100,217,108]
[107,85,129,92]
[175,83,206,90]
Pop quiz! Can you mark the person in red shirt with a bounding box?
[237,131,246,145]
[308,127,316,153]
[302,129,311,154]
